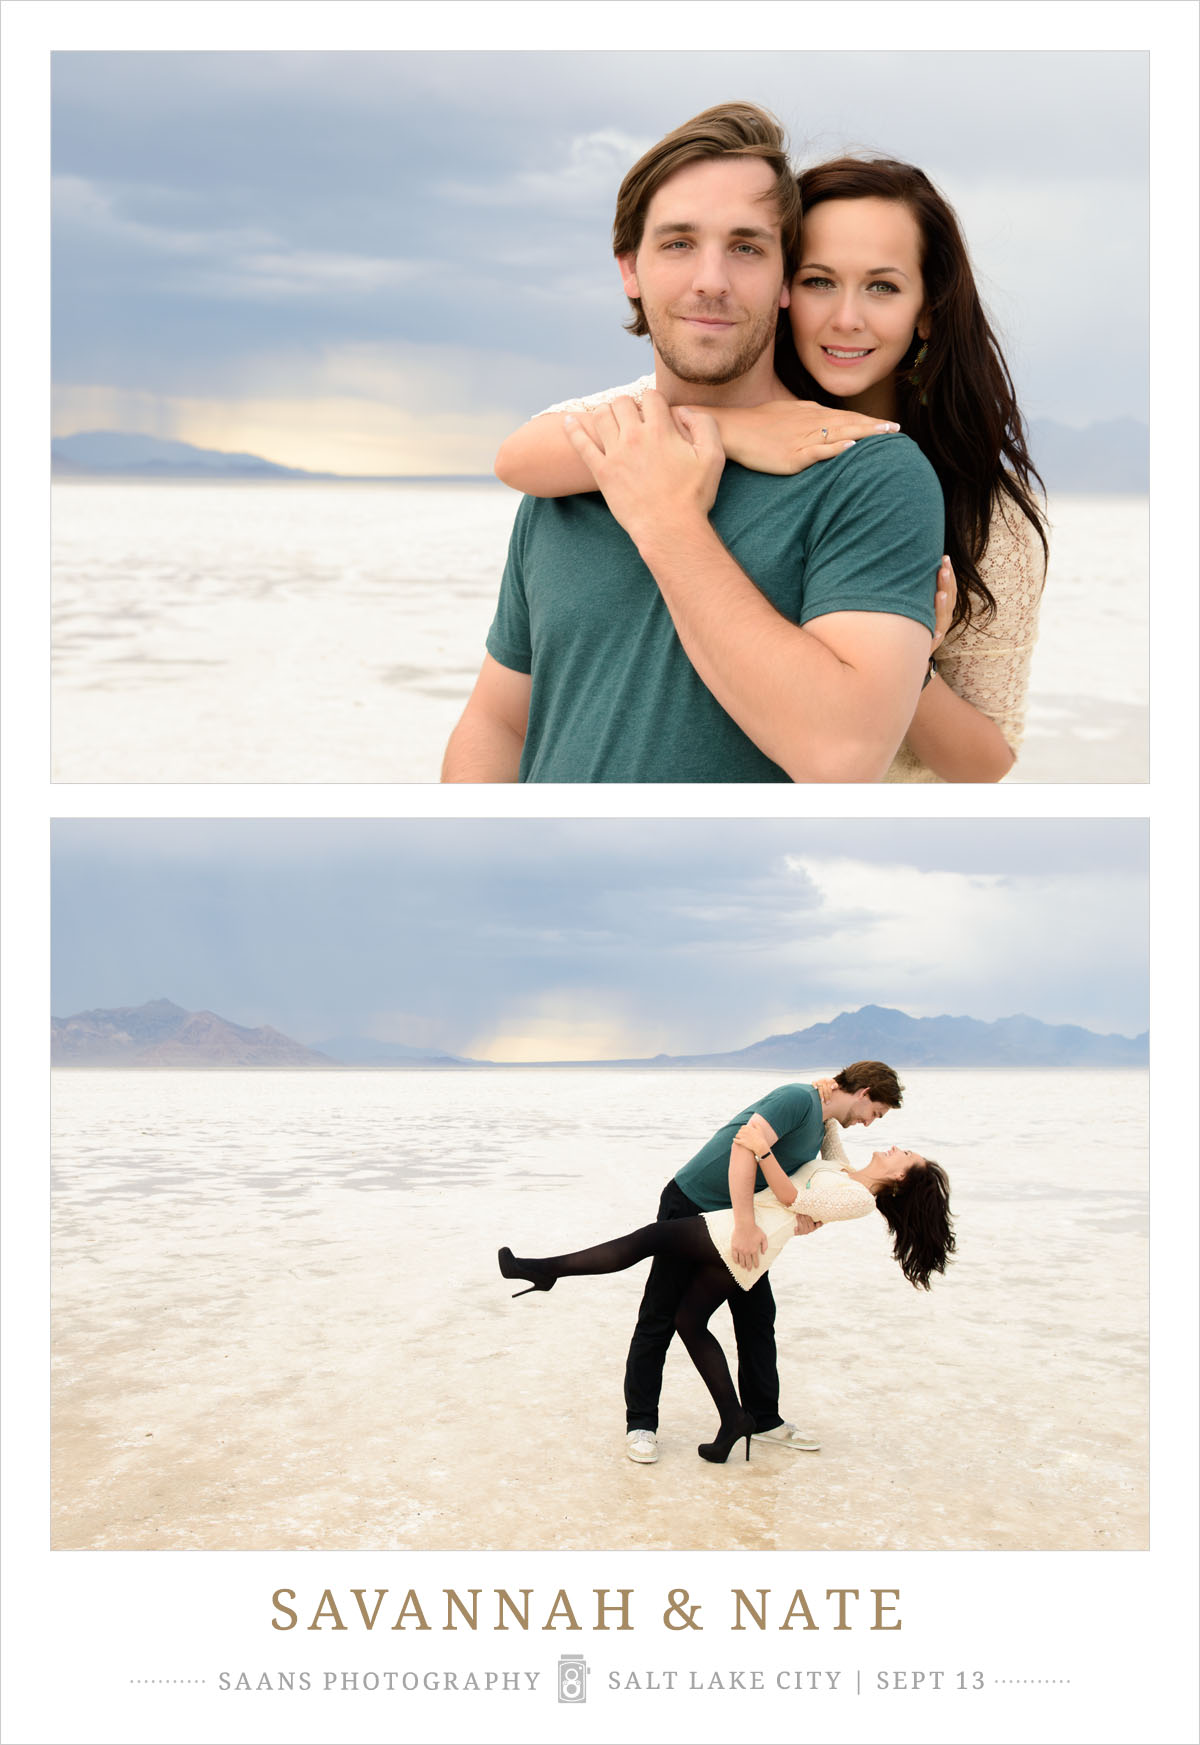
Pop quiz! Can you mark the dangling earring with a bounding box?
[910,338,929,405]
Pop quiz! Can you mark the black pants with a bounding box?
[622,1179,783,1434]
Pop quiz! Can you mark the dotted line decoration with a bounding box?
[129,1679,207,1685]
[994,1679,1072,1685]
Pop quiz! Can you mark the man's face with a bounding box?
[617,156,789,389]
[846,1091,893,1128]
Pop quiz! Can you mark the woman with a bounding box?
[498,1136,955,1465]
[494,157,1047,783]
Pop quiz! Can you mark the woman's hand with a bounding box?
[812,1076,838,1107]
[709,399,900,476]
[931,557,957,653]
[793,1213,823,1236]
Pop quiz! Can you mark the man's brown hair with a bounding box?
[834,1060,904,1109]
[611,101,802,337]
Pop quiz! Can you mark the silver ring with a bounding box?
[820,427,828,439]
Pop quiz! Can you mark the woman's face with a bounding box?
[870,1145,924,1184]
[789,197,928,414]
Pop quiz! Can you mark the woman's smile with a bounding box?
[790,196,927,417]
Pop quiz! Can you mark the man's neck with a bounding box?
[821,1088,857,1126]
[648,349,792,409]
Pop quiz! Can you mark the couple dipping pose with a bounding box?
[445,100,1048,784]
[499,1064,955,1465]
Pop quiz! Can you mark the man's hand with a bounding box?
[793,1213,823,1236]
[731,1219,769,1271]
[576,422,934,782]
[562,389,724,547]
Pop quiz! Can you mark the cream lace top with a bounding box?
[539,375,656,417]
[537,375,1046,783]
[886,495,1046,782]
[701,1120,872,1292]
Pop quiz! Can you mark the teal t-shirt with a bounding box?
[673,1083,825,1212]
[486,434,942,783]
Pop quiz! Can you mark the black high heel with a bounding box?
[698,1409,755,1464]
[498,1246,556,1298]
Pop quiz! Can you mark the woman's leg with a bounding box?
[506,1221,742,1424]
[501,1224,753,1456]
[672,1263,743,1427]
[502,1214,717,1284]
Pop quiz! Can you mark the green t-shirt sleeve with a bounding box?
[485,496,534,675]
[799,435,943,633]
[754,1083,821,1150]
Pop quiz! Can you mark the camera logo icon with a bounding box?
[557,1654,588,1703]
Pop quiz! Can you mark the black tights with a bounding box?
[521,1219,743,1429]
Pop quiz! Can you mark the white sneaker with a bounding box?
[625,1429,659,1464]
[751,1421,820,1453]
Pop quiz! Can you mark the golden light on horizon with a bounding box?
[466,993,666,1066]
[52,384,514,478]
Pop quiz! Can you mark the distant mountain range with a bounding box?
[581,1003,1148,1069]
[51,999,335,1068]
[52,421,1149,493]
[50,431,492,484]
[311,1035,471,1067]
[51,999,1148,1070]
[1026,417,1148,493]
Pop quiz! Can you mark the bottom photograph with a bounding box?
[50,817,1149,1554]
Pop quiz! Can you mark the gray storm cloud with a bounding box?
[51,820,1150,1057]
[51,48,1147,468]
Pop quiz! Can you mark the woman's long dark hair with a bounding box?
[876,1159,956,1290]
[777,157,1048,634]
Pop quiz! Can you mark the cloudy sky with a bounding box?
[51,49,1147,475]
[51,820,1149,1058]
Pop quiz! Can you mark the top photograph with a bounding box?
[50,50,1148,784]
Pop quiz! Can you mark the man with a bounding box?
[624,1062,904,1465]
[442,103,942,783]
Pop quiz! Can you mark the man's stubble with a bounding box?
[647,301,782,389]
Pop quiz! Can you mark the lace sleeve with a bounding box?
[535,374,657,417]
[932,494,1048,755]
[796,1169,875,1225]
[820,1119,851,1167]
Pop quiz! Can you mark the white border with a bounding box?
[3,5,1198,1743]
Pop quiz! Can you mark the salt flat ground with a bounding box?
[51,484,1147,783]
[51,1068,1148,1551]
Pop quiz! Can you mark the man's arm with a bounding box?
[564,393,933,783]
[441,655,531,782]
